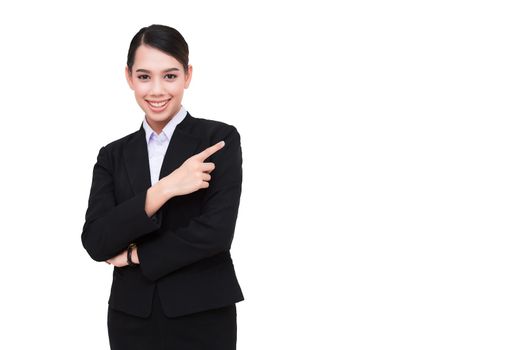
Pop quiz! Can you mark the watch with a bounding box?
[127,243,138,267]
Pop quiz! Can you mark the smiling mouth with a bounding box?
[146,99,171,108]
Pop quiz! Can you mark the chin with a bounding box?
[146,114,171,122]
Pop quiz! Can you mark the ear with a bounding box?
[124,66,134,90]
[184,64,193,89]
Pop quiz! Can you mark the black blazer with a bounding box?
[81,112,244,318]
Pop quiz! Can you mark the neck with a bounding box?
[146,105,182,134]
[146,117,171,135]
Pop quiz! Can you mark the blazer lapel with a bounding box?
[124,113,202,196]
[123,126,152,195]
[159,115,201,180]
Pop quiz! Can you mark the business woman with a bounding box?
[81,24,244,350]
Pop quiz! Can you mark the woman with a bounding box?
[81,24,244,350]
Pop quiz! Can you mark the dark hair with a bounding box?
[127,24,189,75]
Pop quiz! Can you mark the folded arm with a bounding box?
[81,146,162,262]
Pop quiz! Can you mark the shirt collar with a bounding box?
[142,105,187,143]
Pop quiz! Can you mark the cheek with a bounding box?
[133,85,150,97]
[168,83,186,95]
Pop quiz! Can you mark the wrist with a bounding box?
[156,178,175,201]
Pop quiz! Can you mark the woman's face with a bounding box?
[125,44,192,128]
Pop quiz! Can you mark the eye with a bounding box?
[137,75,150,80]
[165,74,177,79]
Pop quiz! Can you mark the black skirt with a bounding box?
[107,285,237,350]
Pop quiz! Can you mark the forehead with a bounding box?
[133,45,183,70]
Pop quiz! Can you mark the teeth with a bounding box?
[147,100,169,108]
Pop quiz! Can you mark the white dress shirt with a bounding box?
[142,105,187,185]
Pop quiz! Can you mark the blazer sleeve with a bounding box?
[81,145,162,262]
[137,126,243,281]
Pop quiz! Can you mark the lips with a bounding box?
[146,98,171,112]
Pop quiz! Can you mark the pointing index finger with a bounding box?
[196,140,225,161]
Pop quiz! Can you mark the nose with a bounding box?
[150,77,165,95]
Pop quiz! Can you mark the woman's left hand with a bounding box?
[106,249,128,267]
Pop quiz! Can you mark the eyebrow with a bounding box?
[135,68,180,73]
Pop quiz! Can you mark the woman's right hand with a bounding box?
[160,140,225,199]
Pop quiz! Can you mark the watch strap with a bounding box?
[127,243,138,267]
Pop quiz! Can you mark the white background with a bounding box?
[0,0,524,349]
